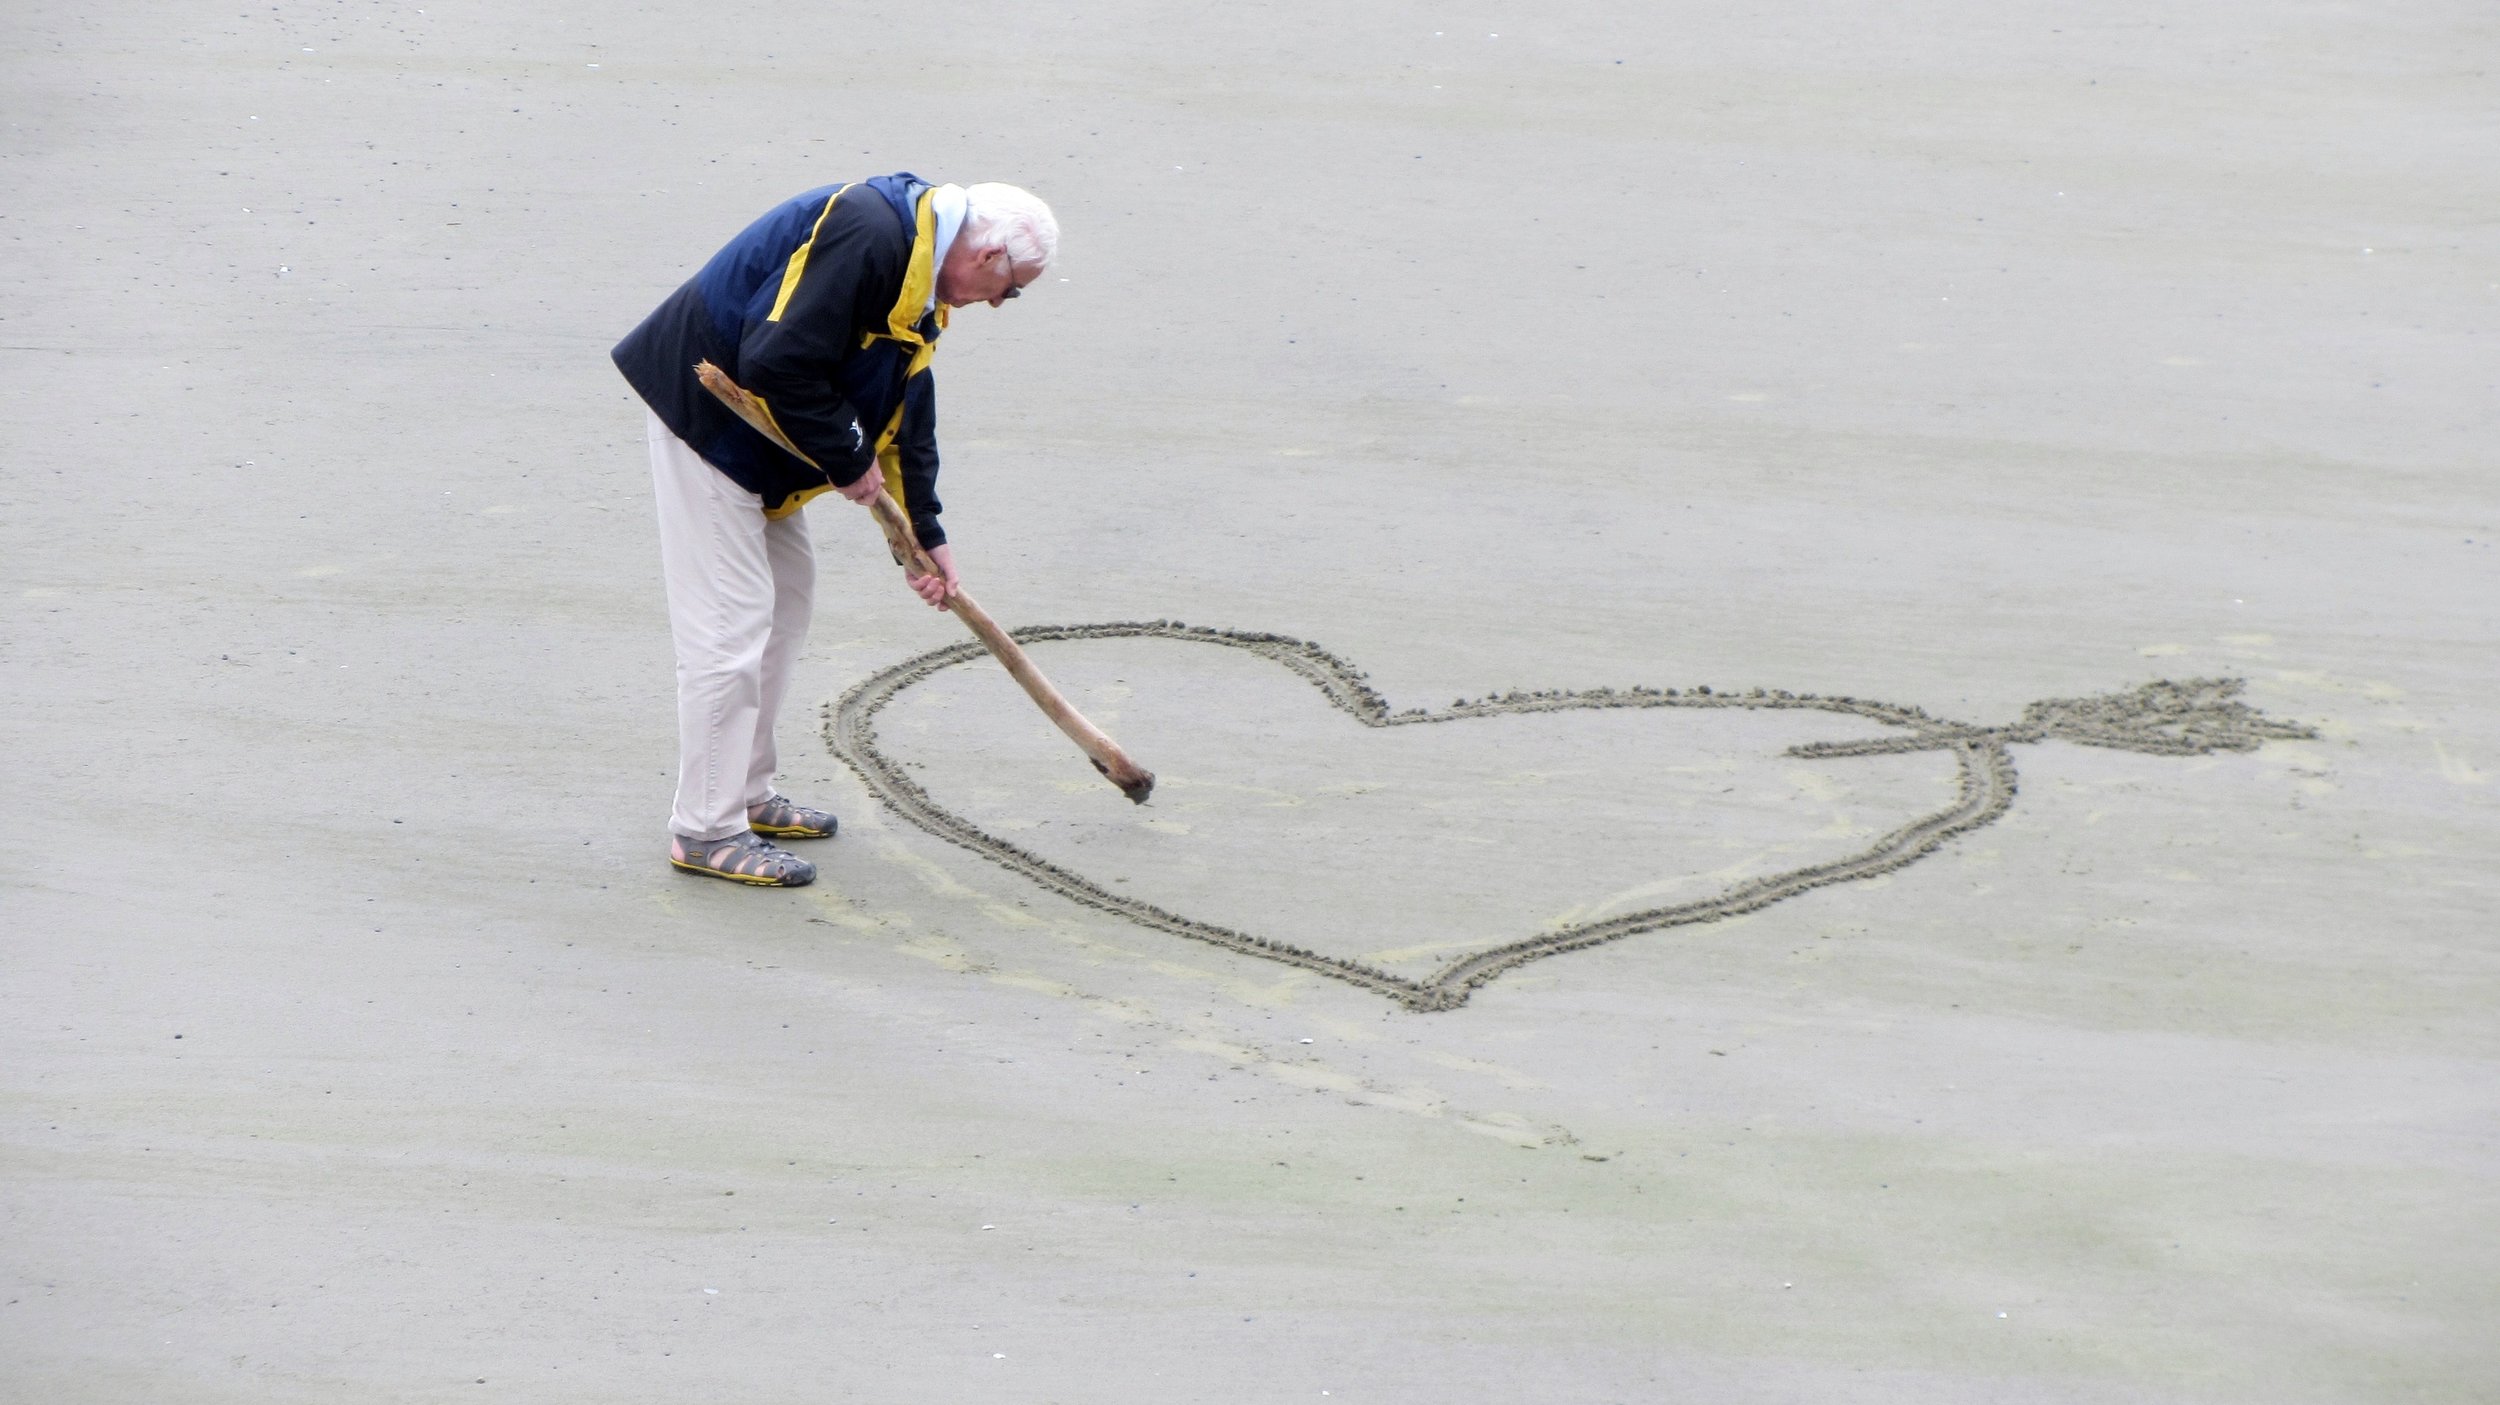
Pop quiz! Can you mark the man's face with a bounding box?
[936,239,1038,309]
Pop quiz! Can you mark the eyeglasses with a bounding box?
[997,247,1022,300]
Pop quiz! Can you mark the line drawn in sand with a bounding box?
[825,622,2316,1012]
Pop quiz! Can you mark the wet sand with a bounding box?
[4,1,2496,1400]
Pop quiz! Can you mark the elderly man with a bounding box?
[612,174,1055,887]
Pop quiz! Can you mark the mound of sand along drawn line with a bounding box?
[828,623,2315,1011]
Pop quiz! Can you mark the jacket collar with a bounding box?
[861,175,947,345]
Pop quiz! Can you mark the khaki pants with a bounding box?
[648,411,815,842]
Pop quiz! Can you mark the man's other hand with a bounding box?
[837,466,886,506]
[907,542,959,608]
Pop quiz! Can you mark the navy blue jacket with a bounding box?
[613,174,948,541]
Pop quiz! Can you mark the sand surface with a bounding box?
[5,1,2496,1400]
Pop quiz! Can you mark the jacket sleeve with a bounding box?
[735,201,896,487]
[892,370,945,548]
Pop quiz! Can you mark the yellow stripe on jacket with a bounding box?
[764,186,944,521]
[764,184,854,324]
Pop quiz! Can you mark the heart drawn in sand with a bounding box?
[825,623,2314,1011]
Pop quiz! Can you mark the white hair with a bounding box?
[962,183,1059,272]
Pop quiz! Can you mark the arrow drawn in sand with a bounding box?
[824,623,2315,1012]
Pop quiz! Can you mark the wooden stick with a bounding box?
[693,361,1154,803]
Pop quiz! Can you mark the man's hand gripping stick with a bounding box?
[694,361,1155,803]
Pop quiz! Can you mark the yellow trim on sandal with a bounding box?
[670,856,792,886]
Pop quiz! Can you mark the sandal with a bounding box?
[670,830,816,887]
[747,794,837,839]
